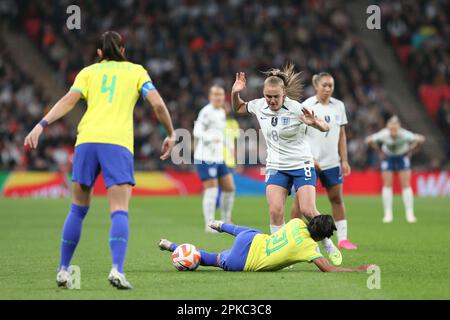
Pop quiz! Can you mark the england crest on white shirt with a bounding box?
[281,117,290,126]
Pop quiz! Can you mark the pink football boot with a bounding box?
[338,240,358,250]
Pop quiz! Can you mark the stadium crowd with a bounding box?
[381,0,450,159]
[1,0,440,171]
[0,42,76,171]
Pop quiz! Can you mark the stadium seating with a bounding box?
[380,0,450,153]
[2,0,447,171]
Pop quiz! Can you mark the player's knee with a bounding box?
[329,194,343,205]
[269,205,284,220]
[223,184,235,193]
[72,184,91,206]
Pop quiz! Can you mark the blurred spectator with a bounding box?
[3,0,426,170]
[0,44,74,171]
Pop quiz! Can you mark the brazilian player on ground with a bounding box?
[231,64,343,266]
[24,31,176,289]
[159,216,372,272]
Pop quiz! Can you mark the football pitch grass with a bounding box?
[0,195,449,300]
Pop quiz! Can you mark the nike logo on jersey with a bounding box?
[260,117,267,120]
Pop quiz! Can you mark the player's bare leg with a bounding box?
[107,184,133,289]
[290,192,303,220]
[56,183,91,288]
[327,185,357,250]
[218,173,235,224]
[296,185,342,266]
[202,178,219,233]
[266,185,288,234]
[381,171,394,223]
[399,170,416,223]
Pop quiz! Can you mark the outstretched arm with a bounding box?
[300,108,329,132]
[313,257,371,272]
[145,90,176,160]
[231,72,249,114]
[24,90,81,149]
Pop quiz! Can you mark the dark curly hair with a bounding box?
[307,215,337,240]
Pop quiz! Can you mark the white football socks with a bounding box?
[321,237,336,254]
[402,187,416,221]
[220,191,235,224]
[203,187,219,229]
[382,187,393,221]
[335,219,348,243]
[270,223,284,234]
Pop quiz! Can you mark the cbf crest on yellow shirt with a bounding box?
[71,60,152,154]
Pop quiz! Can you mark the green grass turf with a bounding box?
[0,195,449,300]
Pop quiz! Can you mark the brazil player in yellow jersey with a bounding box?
[159,216,371,272]
[24,31,176,289]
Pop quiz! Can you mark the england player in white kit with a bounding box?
[231,64,343,266]
[194,86,235,232]
[291,73,358,250]
[366,116,425,223]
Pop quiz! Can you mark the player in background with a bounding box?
[159,216,372,272]
[231,63,343,266]
[291,73,357,250]
[366,116,425,223]
[193,85,235,232]
[24,31,176,289]
[216,103,241,210]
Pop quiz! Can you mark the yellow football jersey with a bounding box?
[244,219,322,271]
[70,60,152,154]
[223,117,240,168]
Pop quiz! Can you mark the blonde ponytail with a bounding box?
[263,62,304,101]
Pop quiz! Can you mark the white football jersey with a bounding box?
[247,97,313,170]
[303,96,348,170]
[368,128,417,156]
[193,104,226,162]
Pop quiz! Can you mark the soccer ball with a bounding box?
[172,243,201,271]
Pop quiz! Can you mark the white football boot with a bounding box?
[159,239,174,251]
[108,267,133,290]
[208,220,224,233]
[56,268,71,289]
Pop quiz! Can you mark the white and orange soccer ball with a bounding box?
[171,243,201,271]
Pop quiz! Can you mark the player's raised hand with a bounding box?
[160,135,176,160]
[232,72,246,93]
[24,124,44,149]
[299,107,316,125]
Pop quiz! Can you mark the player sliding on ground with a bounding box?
[231,63,343,266]
[159,216,371,272]
[24,31,176,289]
